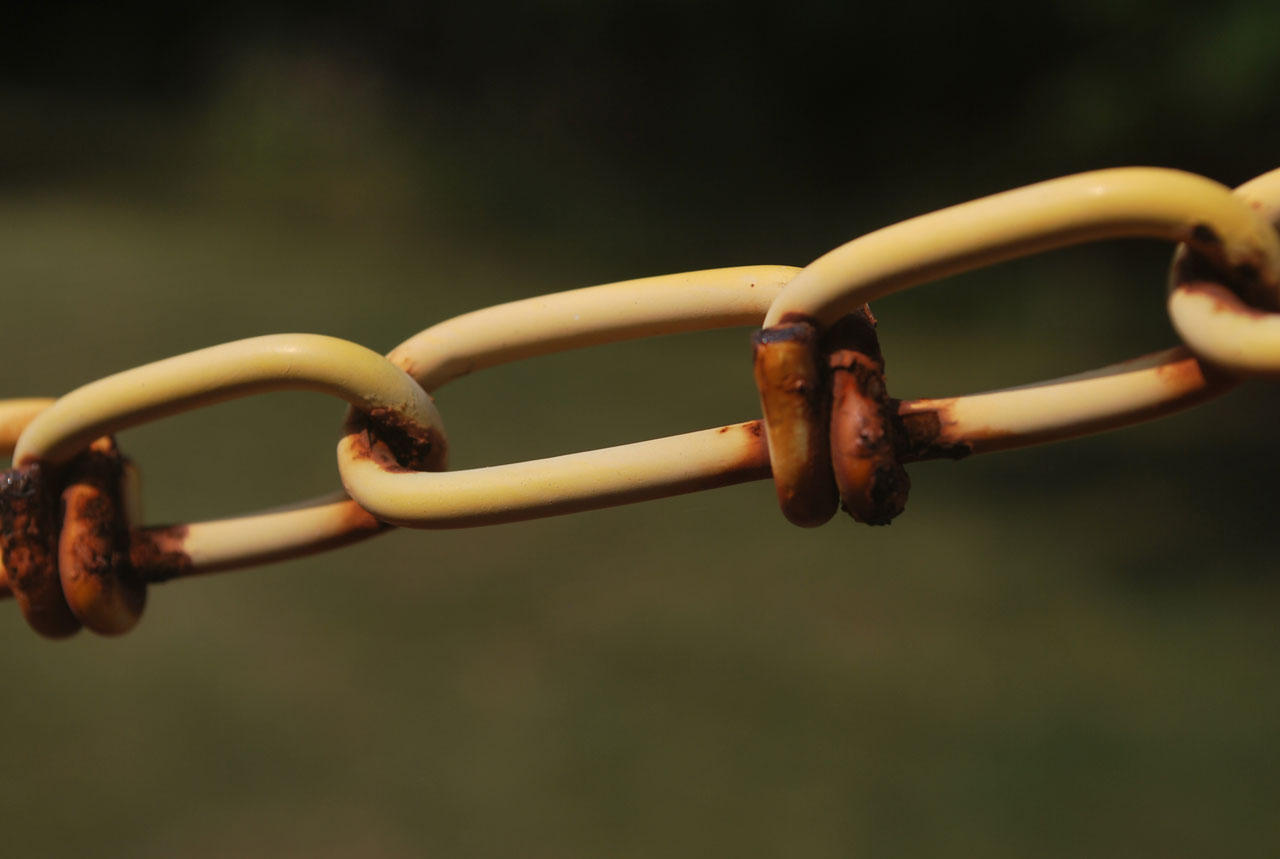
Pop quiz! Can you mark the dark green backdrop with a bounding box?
[3,2,1278,855]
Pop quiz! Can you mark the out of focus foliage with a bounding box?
[2,2,1278,856]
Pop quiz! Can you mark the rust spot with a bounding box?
[891,405,973,462]
[1152,352,1218,388]
[358,407,447,472]
[825,307,910,526]
[714,420,771,480]
[58,437,146,635]
[1177,245,1280,313]
[341,500,390,536]
[0,463,80,638]
[130,524,193,583]
[347,421,412,474]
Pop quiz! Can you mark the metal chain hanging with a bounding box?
[3,166,1278,638]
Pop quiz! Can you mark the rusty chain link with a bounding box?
[3,165,1278,638]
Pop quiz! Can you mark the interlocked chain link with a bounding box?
[3,166,1278,638]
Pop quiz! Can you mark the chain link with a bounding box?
[2,166,1277,637]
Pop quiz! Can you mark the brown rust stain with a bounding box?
[58,437,146,635]
[825,307,910,526]
[346,419,412,474]
[1152,353,1214,387]
[130,524,193,583]
[891,403,973,462]
[1177,244,1280,314]
[355,407,447,473]
[732,419,769,467]
[341,499,391,536]
[717,420,763,437]
[0,463,81,638]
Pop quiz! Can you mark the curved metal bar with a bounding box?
[894,346,1235,460]
[763,167,1280,328]
[82,268,796,578]
[1168,167,1280,376]
[753,168,1280,523]
[13,333,444,467]
[0,399,55,457]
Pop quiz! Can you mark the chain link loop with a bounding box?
[2,166,1277,637]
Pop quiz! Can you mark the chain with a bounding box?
[3,166,1278,638]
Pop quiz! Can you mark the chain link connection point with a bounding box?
[825,307,911,526]
[0,166,1278,636]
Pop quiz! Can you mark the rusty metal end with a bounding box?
[58,437,146,636]
[130,525,194,583]
[825,307,910,526]
[752,320,837,528]
[0,464,81,638]
[356,407,447,473]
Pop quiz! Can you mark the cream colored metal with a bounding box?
[1168,168,1280,376]
[169,490,386,574]
[13,334,444,466]
[897,347,1234,458]
[340,422,770,528]
[388,266,799,387]
[0,398,54,456]
[763,167,1280,327]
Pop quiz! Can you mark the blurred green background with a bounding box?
[3,2,1279,856]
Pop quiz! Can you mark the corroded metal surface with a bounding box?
[0,464,79,637]
[57,437,146,636]
[825,308,910,526]
[751,316,837,527]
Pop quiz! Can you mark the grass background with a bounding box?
[2,2,1279,855]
